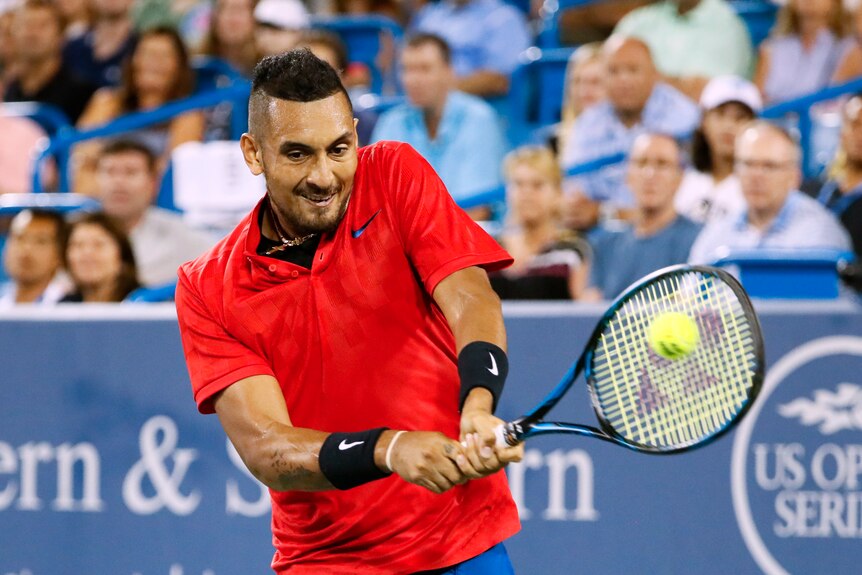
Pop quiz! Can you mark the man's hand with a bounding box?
[457,389,524,479]
[383,431,470,494]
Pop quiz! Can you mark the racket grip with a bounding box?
[494,423,519,447]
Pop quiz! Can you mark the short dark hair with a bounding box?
[65,212,140,302]
[405,33,451,65]
[249,49,351,134]
[11,208,68,253]
[99,139,158,173]
[691,103,757,173]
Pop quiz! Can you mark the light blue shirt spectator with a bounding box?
[588,216,702,299]
[688,191,852,264]
[760,29,855,104]
[614,0,754,80]
[410,0,530,78]
[371,91,507,204]
[561,82,700,208]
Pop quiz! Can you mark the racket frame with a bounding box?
[500,264,765,454]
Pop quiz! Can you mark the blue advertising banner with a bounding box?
[1,301,861,575]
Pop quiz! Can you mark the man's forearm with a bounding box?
[235,423,333,491]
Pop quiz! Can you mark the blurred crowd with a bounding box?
[1,0,861,306]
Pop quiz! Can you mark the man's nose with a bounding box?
[306,156,336,190]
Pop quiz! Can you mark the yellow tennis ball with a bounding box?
[648,312,700,360]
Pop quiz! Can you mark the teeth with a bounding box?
[306,195,334,206]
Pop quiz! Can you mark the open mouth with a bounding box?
[301,194,336,208]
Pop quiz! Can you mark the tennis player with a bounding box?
[175,49,523,574]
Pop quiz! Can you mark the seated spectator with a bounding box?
[253,0,309,60]
[561,36,700,231]
[60,211,141,303]
[74,26,206,195]
[371,34,507,217]
[62,0,137,88]
[581,133,701,301]
[676,75,762,224]
[613,0,754,101]
[3,0,95,123]
[557,0,652,45]
[0,104,48,193]
[299,31,376,144]
[334,0,402,23]
[690,121,852,263]
[0,8,16,86]
[755,0,857,105]
[0,209,69,306]
[490,146,590,300]
[835,2,862,83]
[557,43,606,160]
[410,0,531,98]
[198,0,259,77]
[95,139,216,286]
[816,94,862,261]
[56,0,90,40]
[300,29,373,97]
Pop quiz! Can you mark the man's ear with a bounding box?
[240,133,264,176]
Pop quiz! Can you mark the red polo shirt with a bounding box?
[176,142,520,574]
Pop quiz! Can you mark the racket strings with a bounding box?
[590,271,758,449]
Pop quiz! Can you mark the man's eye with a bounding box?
[331,146,348,156]
[287,151,305,160]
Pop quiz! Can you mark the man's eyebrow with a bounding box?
[277,131,354,155]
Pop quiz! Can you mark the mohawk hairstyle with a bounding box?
[249,49,352,134]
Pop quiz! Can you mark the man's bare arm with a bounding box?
[213,374,472,494]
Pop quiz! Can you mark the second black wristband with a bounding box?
[457,341,508,413]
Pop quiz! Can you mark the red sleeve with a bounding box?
[175,266,275,414]
[375,142,513,294]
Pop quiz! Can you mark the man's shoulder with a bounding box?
[359,140,423,167]
[177,213,251,288]
[573,101,617,134]
[616,1,670,30]
[673,214,703,233]
[448,91,499,120]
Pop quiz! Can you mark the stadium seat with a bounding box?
[2,101,73,135]
[171,140,266,233]
[310,14,403,95]
[126,280,178,303]
[728,0,779,47]
[536,0,595,49]
[507,47,575,144]
[711,249,857,299]
[192,56,246,93]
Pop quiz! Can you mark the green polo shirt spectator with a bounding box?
[614,0,754,80]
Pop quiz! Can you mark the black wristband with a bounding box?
[458,341,508,413]
[318,427,390,490]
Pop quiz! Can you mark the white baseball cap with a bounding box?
[699,75,763,114]
[254,0,310,30]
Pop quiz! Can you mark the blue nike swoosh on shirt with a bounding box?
[351,209,381,238]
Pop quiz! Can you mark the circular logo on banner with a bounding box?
[732,337,862,575]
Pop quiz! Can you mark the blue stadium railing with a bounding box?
[30,80,251,194]
[311,14,403,95]
[711,249,857,300]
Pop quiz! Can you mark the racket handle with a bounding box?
[494,422,520,447]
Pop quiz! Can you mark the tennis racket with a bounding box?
[496,264,764,454]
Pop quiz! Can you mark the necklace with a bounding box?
[265,200,316,255]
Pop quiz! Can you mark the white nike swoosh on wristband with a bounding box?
[488,352,499,376]
[338,440,364,450]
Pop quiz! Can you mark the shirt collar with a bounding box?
[661,0,711,22]
[737,191,800,234]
